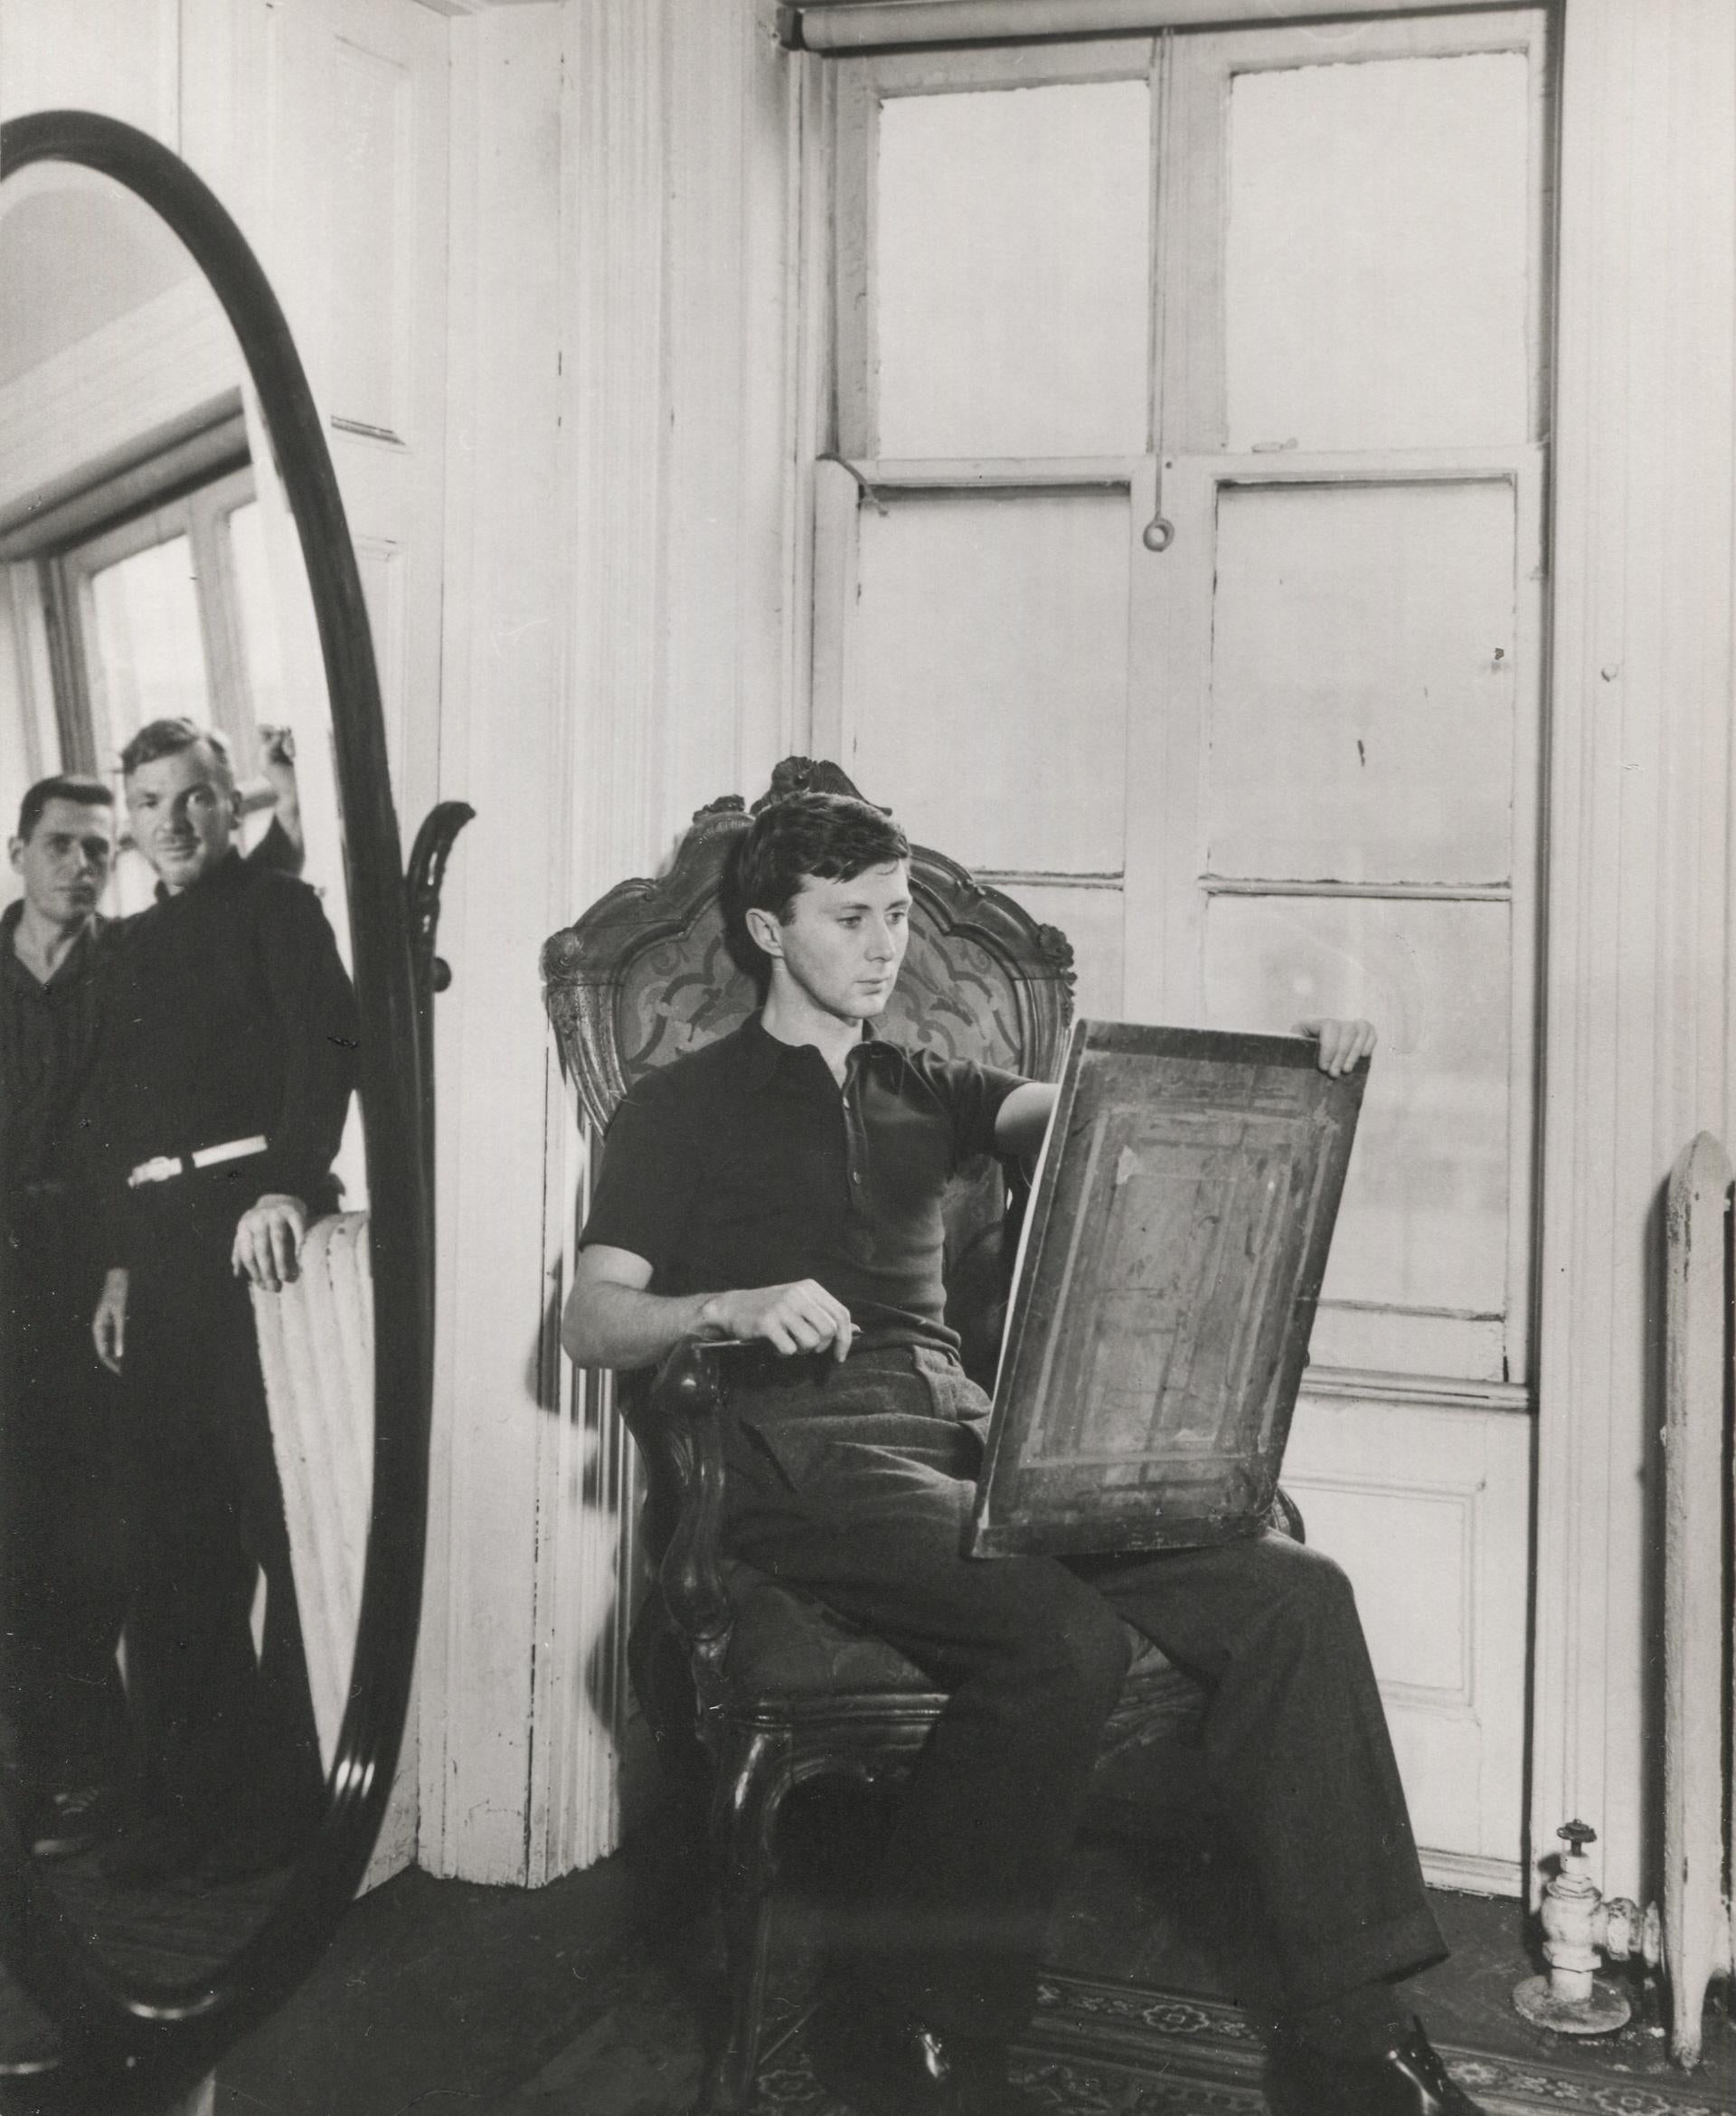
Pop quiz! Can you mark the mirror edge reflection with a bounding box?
[0,108,436,2103]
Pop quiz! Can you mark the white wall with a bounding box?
[418,0,806,1885]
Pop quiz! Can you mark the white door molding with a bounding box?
[1531,0,1736,1906]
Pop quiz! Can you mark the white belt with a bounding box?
[127,1136,269,1188]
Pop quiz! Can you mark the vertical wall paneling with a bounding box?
[329,40,413,442]
[659,0,797,812]
[416,0,563,1886]
[275,0,453,1894]
[270,0,448,837]
[1531,0,1736,1906]
[564,0,670,892]
[0,0,180,136]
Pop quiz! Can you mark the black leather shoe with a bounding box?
[1269,2017,1486,2116]
[810,1992,1045,2115]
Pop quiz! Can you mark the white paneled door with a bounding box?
[813,9,1552,1892]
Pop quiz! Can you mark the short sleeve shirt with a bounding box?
[580,1014,1024,1354]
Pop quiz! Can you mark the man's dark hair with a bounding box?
[725,791,910,987]
[118,717,234,783]
[15,774,115,845]
[734,791,909,923]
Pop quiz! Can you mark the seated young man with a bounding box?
[563,792,1480,2116]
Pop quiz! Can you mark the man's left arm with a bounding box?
[233,883,359,1290]
[989,1018,1376,1162]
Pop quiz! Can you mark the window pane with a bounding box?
[1001,882,1124,1023]
[1226,53,1531,451]
[1207,480,1516,885]
[847,490,1129,874]
[875,81,1150,458]
[1203,894,1511,1324]
[88,534,209,744]
[228,500,288,723]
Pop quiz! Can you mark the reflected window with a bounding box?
[52,464,271,775]
[0,394,277,779]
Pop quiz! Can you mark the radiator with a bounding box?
[1662,1133,1736,2065]
[250,1211,373,1774]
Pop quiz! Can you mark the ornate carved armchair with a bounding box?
[542,760,1278,2112]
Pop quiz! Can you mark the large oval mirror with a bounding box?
[0,111,435,2103]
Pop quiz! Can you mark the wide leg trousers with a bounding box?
[120,1175,325,1846]
[720,1345,1443,2044]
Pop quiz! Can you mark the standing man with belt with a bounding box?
[90,716,355,1885]
[563,791,1485,2116]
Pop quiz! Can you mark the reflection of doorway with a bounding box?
[812,10,1551,1892]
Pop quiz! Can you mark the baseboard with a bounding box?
[1421,1847,1524,1898]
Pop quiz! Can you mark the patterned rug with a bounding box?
[737,1974,1735,2116]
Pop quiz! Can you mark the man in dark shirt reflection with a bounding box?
[0,777,131,1858]
[90,717,356,1885]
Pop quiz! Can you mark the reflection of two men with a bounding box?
[1,719,354,1885]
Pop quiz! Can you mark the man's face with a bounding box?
[759,860,912,1024]
[9,798,115,929]
[124,741,238,890]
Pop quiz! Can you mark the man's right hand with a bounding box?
[700,1280,854,1360]
[92,1268,128,1374]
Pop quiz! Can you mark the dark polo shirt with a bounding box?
[0,901,118,1205]
[580,1014,1024,1355]
[97,849,357,1267]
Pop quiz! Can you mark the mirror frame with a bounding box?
[0,109,433,2101]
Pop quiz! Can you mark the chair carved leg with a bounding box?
[702,1724,795,2114]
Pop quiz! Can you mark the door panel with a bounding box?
[846,487,1133,873]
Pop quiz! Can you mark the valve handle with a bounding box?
[1559,1819,1597,1851]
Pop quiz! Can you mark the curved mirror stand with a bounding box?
[0,113,441,2104]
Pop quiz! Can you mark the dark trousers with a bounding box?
[0,1198,131,1803]
[721,1345,1443,2044]
[121,1175,323,1843]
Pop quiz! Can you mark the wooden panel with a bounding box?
[1225,52,1531,452]
[873,79,1150,458]
[846,488,1131,874]
[329,39,412,439]
[1286,1394,1531,1883]
[972,1021,1364,1555]
[1207,480,1517,886]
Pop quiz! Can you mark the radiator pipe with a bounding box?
[1513,1822,1652,2036]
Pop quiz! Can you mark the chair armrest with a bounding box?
[641,1335,736,1655]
